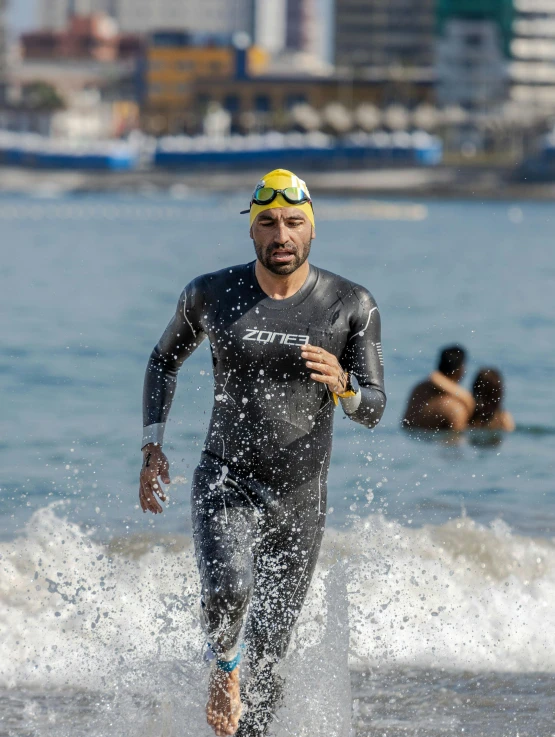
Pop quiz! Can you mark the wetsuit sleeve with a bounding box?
[142,278,206,448]
[339,289,386,428]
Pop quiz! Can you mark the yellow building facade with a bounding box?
[145,43,268,111]
[141,37,434,135]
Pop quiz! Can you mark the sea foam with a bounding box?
[1,503,554,698]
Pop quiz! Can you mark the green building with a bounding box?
[437,0,514,56]
[437,0,555,111]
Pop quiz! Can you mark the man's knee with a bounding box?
[201,568,253,639]
[203,580,251,618]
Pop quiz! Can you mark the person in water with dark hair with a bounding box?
[469,368,514,431]
[402,345,475,431]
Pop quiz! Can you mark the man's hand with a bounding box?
[139,443,170,514]
[301,344,348,394]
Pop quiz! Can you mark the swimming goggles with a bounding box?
[241,185,313,213]
[253,185,312,206]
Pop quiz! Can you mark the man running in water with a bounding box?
[139,169,386,736]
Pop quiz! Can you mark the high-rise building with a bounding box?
[436,1,512,109]
[254,0,286,53]
[39,0,256,38]
[286,0,318,55]
[510,0,555,108]
[0,0,6,104]
[253,0,330,61]
[39,0,103,29]
[436,0,555,111]
[334,0,436,69]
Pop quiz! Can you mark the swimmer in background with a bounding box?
[469,368,514,431]
[402,345,475,431]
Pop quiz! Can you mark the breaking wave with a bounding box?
[2,502,554,696]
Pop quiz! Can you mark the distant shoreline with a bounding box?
[1,164,555,200]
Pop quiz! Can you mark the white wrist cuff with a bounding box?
[142,423,165,449]
[340,390,362,415]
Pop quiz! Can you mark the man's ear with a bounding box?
[311,226,316,239]
[249,224,254,240]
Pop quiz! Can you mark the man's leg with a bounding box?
[192,465,257,736]
[236,499,326,737]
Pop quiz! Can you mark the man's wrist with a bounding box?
[340,389,362,415]
[142,442,160,453]
[141,422,165,450]
[336,372,356,398]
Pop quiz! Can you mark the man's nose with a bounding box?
[274,222,290,245]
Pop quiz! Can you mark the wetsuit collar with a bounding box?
[250,260,319,310]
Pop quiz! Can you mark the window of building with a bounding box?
[197,94,210,111]
[286,94,307,109]
[465,34,483,48]
[254,95,271,112]
[224,95,240,112]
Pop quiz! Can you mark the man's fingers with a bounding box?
[302,345,345,392]
[142,467,168,499]
[160,459,171,486]
[151,477,167,502]
[139,450,171,516]
[310,373,336,386]
[305,360,334,376]
[139,492,147,513]
[302,347,334,364]
[140,474,164,513]
[140,478,160,514]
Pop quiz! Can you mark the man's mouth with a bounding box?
[271,248,296,263]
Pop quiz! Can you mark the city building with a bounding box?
[140,30,433,135]
[253,0,331,63]
[286,0,319,56]
[141,31,268,133]
[510,0,555,109]
[39,0,256,39]
[254,0,286,54]
[437,0,555,112]
[436,1,512,110]
[334,0,436,70]
[0,0,6,104]
[7,13,139,134]
[192,71,434,127]
[21,13,143,62]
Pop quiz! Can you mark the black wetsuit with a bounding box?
[143,261,385,735]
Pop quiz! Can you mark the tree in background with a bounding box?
[22,81,65,111]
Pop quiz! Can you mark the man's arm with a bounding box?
[142,277,206,448]
[339,289,386,429]
[139,278,205,514]
[301,288,386,430]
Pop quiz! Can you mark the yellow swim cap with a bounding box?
[247,169,315,227]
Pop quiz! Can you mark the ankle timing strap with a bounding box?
[217,650,242,672]
[206,642,243,672]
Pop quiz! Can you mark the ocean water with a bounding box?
[1,193,554,736]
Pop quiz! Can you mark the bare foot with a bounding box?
[206,666,242,736]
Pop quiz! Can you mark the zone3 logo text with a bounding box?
[243,329,309,346]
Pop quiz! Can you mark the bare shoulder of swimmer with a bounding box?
[437,395,470,431]
[500,411,515,432]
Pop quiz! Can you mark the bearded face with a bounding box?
[251,208,314,276]
[253,235,312,275]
